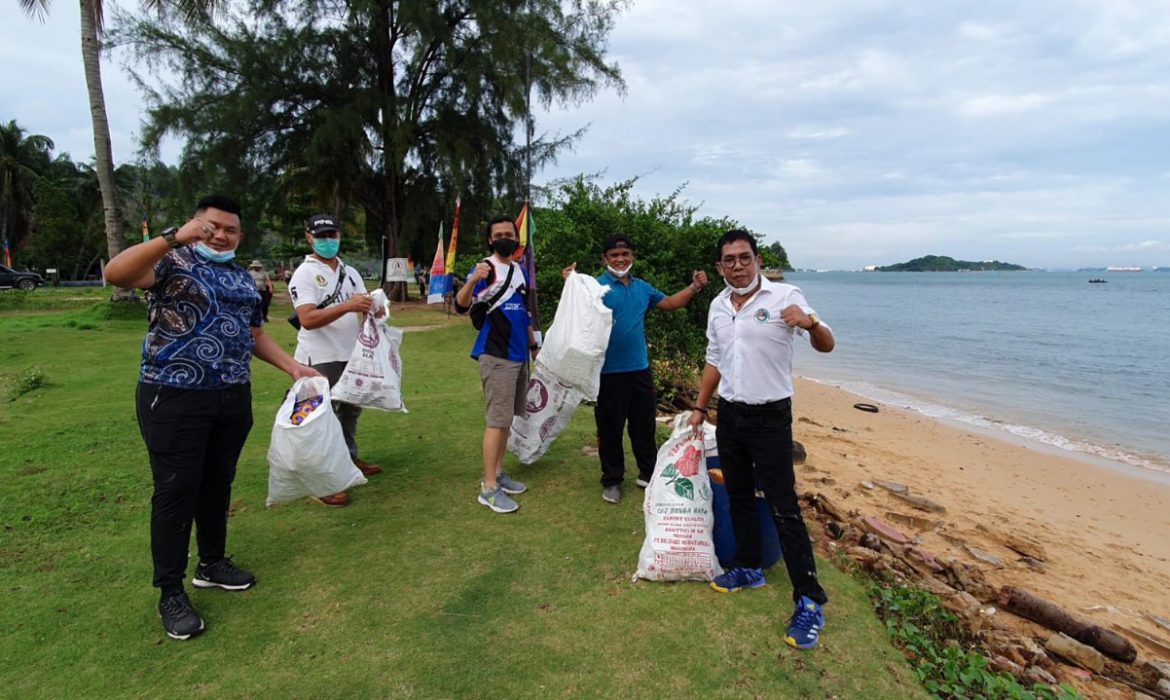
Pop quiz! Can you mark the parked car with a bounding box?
[0,265,44,291]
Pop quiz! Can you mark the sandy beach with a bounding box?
[790,377,1170,659]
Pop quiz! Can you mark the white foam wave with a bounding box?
[805,377,1170,476]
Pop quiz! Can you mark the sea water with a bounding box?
[786,270,1170,476]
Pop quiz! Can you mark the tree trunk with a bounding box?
[79,0,135,301]
[999,587,1137,663]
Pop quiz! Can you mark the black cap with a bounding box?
[305,214,341,235]
[602,234,635,254]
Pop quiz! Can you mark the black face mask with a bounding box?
[490,239,518,257]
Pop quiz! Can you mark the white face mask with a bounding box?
[607,262,632,278]
[727,274,760,296]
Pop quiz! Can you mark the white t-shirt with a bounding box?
[704,276,826,404]
[288,255,367,365]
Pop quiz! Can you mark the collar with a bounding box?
[598,271,636,285]
[716,274,776,307]
[303,254,345,270]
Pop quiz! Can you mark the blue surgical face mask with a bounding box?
[313,237,340,259]
[193,242,236,264]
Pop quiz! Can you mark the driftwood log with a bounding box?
[999,587,1137,663]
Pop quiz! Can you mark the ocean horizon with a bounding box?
[785,270,1170,479]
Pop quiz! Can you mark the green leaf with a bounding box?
[673,477,694,500]
[661,464,678,479]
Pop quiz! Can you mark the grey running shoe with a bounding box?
[496,471,527,495]
[602,484,621,504]
[635,476,651,489]
[478,485,519,513]
[159,591,204,641]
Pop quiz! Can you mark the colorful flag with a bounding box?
[515,203,540,326]
[427,222,451,304]
[142,219,150,243]
[2,238,11,267]
[445,197,461,271]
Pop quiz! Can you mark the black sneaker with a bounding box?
[192,557,256,591]
[159,591,205,641]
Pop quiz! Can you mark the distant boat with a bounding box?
[1088,278,1107,284]
[1106,266,1142,272]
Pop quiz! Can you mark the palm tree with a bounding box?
[17,0,209,299]
[0,120,54,254]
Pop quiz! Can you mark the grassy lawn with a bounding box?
[0,288,925,699]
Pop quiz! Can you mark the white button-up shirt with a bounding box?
[704,276,823,404]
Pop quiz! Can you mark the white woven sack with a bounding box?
[536,272,612,401]
[266,376,367,506]
[635,415,723,582]
[333,289,407,412]
[507,364,584,464]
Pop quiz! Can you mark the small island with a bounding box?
[876,255,1027,272]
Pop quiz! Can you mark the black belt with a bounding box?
[717,397,791,415]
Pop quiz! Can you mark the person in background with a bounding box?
[562,234,708,504]
[688,229,835,650]
[248,260,274,322]
[454,215,538,514]
[104,195,319,642]
[414,265,427,299]
[288,214,383,507]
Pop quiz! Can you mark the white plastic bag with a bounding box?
[536,272,612,401]
[635,415,723,582]
[507,364,584,464]
[333,289,407,412]
[267,376,367,506]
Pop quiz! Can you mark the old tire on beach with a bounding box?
[853,403,879,413]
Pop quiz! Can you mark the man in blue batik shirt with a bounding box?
[105,196,318,642]
[563,234,708,504]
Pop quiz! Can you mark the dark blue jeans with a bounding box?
[716,397,827,605]
[136,382,253,592]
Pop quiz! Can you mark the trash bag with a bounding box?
[267,376,367,506]
[635,415,724,582]
[536,272,612,401]
[333,289,407,412]
[507,364,584,464]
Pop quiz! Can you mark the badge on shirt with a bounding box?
[754,308,770,323]
[315,274,327,287]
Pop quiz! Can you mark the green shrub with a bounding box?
[6,367,47,402]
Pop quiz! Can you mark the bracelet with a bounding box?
[529,343,540,351]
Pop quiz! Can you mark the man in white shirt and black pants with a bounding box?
[688,230,836,650]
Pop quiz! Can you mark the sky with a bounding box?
[3,0,1170,270]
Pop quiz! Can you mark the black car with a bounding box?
[0,265,44,291]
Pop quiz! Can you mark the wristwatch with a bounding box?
[161,227,182,248]
[806,312,821,330]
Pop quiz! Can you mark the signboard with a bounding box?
[384,258,409,282]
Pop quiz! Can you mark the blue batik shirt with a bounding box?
[140,247,263,389]
[597,271,666,374]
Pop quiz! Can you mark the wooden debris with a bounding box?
[861,515,911,545]
[1111,623,1170,661]
[1018,555,1047,573]
[1023,666,1057,685]
[1150,615,1170,635]
[1046,632,1106,673]
[811,492,850,522]
[889,490,947,513]
[1000,587,1137,663]
[883,511,940,532]
[964,544,1005,568]
[873,480,908,494]
[1004,534,1048,562]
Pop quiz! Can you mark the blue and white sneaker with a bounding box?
[496,471,527,495]
[478,484,519,513]
[785,596,826,649]
[710,567,765,593]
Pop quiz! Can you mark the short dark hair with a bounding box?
[602,234,635,254]
[716,229,759,262]
[195,195,242,217]
[485,214,518,249]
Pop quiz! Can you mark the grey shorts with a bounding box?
[478,355,529,428]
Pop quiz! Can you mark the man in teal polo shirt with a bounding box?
[564,234,708,503]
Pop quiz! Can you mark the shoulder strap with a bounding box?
[483,260,515,308]
[317,263,348,308]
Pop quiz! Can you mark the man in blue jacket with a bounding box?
[564,234,708,503]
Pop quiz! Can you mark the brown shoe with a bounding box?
[354,458,382,476]
[312,492,350,507]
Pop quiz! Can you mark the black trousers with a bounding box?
[259,290,273,321]
[716,397,827,605]
[594,369,658,487]
[136,382,253,592]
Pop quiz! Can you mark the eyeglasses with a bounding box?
[718,254,756,269]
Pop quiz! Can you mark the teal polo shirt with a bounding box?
[597,271,666,374]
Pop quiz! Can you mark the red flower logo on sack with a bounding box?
[675,444,703,477]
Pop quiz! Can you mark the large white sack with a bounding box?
[507,364,584,464]
[536,272,612,400]
[333,289,407,412]
[635,415,723,582]
[267,376,367,506]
